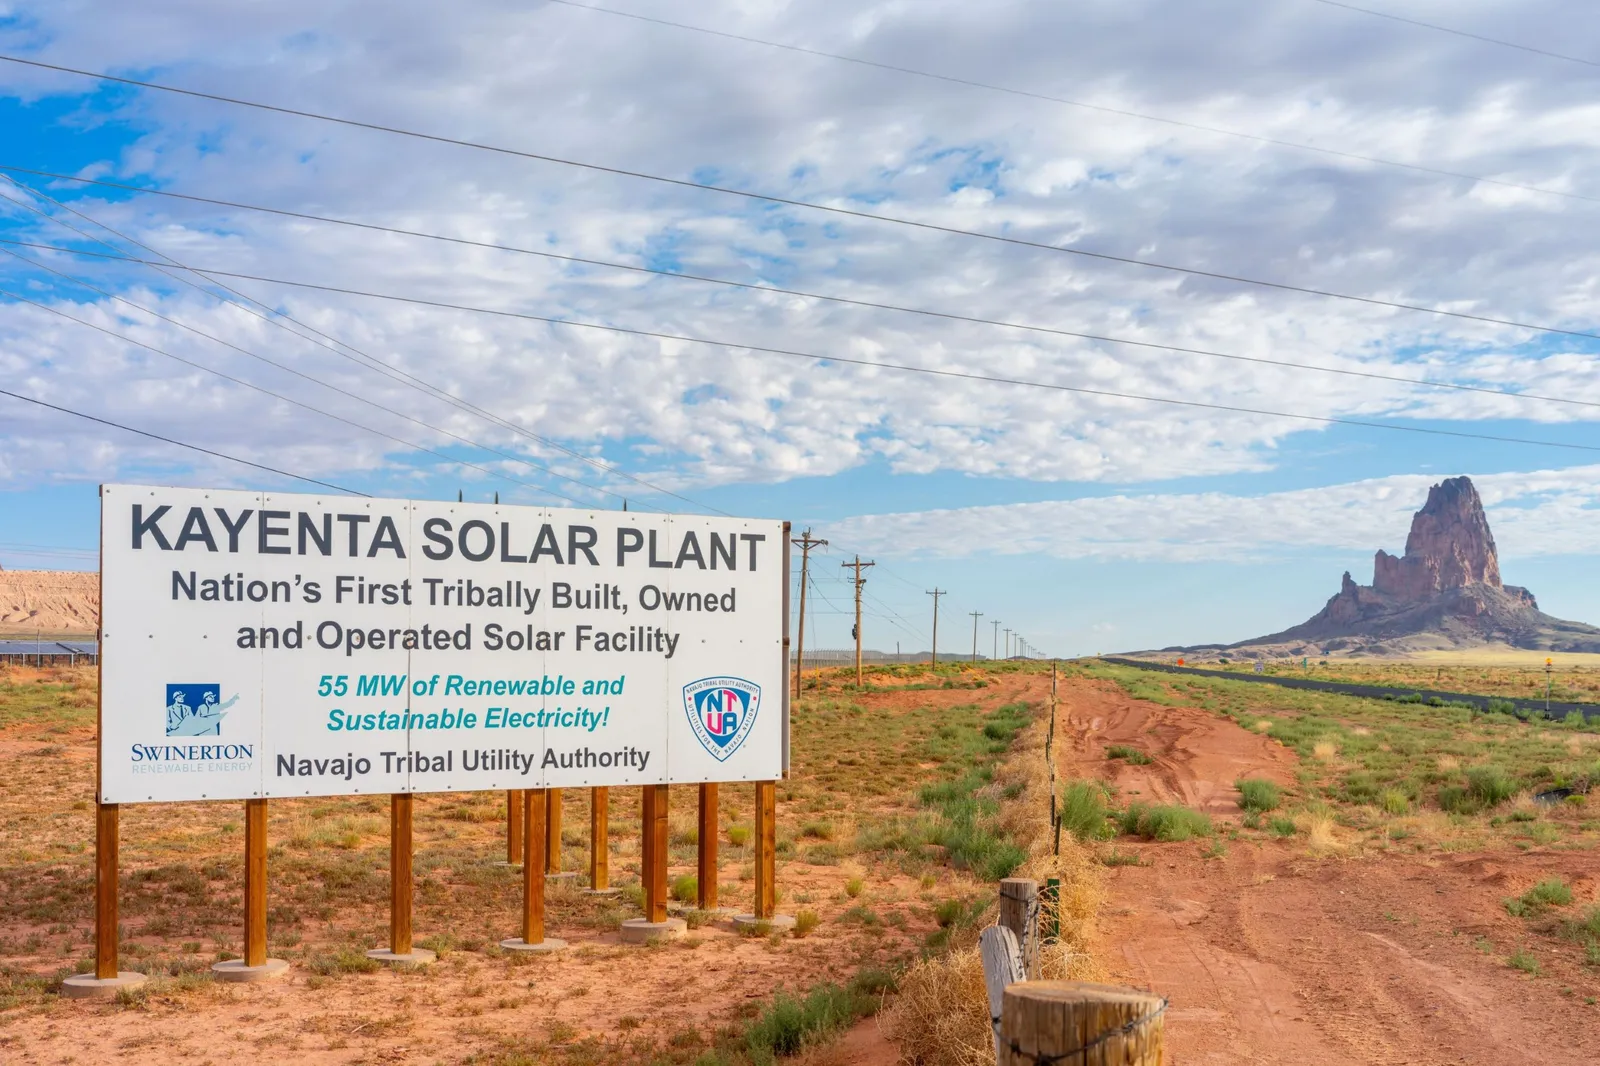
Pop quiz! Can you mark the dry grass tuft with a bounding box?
[1437,754,1461,773]
[1251,719,1273,733]
[885,704,1103,1064]
[1312,739,1340,762]
[1302,812,1344,854]
[882,947,993,1066]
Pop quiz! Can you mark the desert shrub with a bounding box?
[800,820,835,841]
[1486,698,1518,716]
[670,875,698,904]
[1438,785,1477,814]
[1235,778,1281,813]
[1106,745,1153,765]
[1466,766,1518,807]
[844,877,864,898]
[1508,948,1540,975]
[1117,803,1212,842]
[1268,816,1297,837]
[1379,788,1410,815]
[792,909,820,938]
[727,825,751,847]
[1060,781,1112,842]
[933,899,965,928]
[745,981,874,1059]
[305,947,380,975]
[1506,878,1572,917]
[1397,693,1423,704]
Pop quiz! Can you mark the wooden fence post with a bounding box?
[212,799,288,981]
[63,803,146,997]
[502,788,524,866]
[980,925,1024,1060]
[697,782,719,911]
[587,786,612,893]
[502,787,566,952]
[998,982,1165,1065]
[999,878,1040,979]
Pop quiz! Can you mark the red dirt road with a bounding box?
[1060,677,1600,1065]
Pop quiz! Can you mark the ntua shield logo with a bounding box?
[165,684,238,737]
[682,677,761,761]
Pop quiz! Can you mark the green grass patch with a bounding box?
[1116,803,1213,842]
[1106,744,1153,765]
[1507,878,1573,917]
[1060,780,1112,842]
[1235,778,1281,813]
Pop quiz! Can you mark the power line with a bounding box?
[1306,0,1600,70]
[2,55,1594,339]
[4,244,1596,455]
[0,176,707,512]
[542,0,1600,206]
[0,385,365,494]
[8,170,1600,414]
[0,238,617,504]
[0,280,579,503]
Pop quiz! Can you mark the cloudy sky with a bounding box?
[3,0,1600,655]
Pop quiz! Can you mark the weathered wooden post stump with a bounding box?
[999,981,1165,1066]
[998,877,1039,979]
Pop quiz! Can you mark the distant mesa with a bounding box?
[1169,476,1600,659]
[0,569,99,636]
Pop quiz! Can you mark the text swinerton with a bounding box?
[131,505,768,570]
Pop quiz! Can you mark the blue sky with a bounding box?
[5,0,1600,655]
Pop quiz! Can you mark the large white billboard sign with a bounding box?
[99,485,788,803]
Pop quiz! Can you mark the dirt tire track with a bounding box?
[1060,675,1600,1064]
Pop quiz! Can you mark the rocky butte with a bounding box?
[1228,476,1600,656]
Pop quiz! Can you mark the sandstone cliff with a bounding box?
[1226,476,1600,656]
[0,570,99,634]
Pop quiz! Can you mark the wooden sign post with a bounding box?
[211,799,288,982]
[501,788,566,952]
[368,793,435,965]
[697,782,720,911]
[621,783,684,942]
[546,788,576,879]
[733,779,793,931]
[500,788,524,867]
[63,803,145,997]
[585,786,614,893]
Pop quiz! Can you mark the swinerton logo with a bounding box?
[165,683,238,737]
[682,676,760,761]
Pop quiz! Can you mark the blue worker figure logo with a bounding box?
[165,684,238,737]
[682,677,761,761]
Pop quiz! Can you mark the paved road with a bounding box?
[1099,656,1598,721]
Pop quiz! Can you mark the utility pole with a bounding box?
[842,556,874,687]
[926,588,946,667]
[992,619,1001,661]
[789,529,827,695]
[1004,627,1012,659]
[969,611,983,663]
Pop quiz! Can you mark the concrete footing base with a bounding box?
[61,971,147,999]
[365,948,437,966]
[619,917,688,943]
[546,871,579,882]
[731,913,797,932]
[499,936,569,953]
[211,958,290,983]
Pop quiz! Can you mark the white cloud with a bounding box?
[820,465,1600,564]
[2,0,1600,497]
